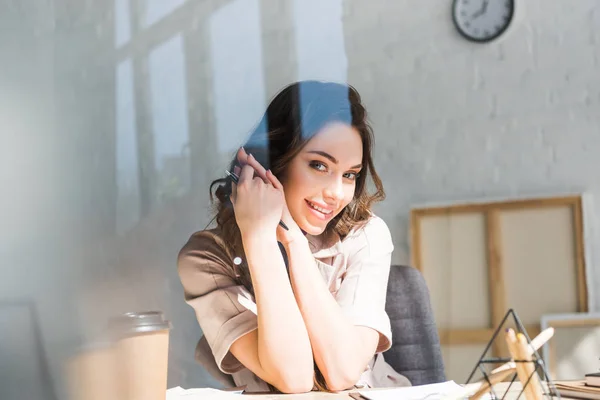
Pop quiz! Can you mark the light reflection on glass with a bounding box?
[209,0,266,154]
[293,0,347,82]
[142,0,186,27]
[115,58,140,235]
[114,0,131,47]
[148,34,191,207]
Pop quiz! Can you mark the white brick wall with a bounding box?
[342,0,600,308]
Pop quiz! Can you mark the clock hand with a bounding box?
[471,0,488,19]
[482,0,489,13]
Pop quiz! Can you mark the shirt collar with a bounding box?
[306,229,344,259]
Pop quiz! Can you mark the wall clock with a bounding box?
[452,0,515,43]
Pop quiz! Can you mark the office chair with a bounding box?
[384,265,446,385]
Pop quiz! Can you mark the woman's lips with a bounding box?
[305,199,334,221]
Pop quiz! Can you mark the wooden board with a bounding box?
[410,195,588,366]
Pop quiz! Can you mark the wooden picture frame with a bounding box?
[540,312,600,380]
[410,194,590,382]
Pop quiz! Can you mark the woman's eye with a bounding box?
[343,172,359,181]
[310,161,327,172]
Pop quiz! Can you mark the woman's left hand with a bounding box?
[236,147,304,246]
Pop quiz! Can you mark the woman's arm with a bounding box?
[285,235,380,391]
[229,163,314,393]
[230,233,314,393]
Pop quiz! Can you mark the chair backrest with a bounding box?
[384,265,446,385]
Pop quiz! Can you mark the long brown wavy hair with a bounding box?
[208,80,385,392]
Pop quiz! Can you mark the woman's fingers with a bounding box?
[246,154,269,182]
[237,147,269,183]
[266,170,284,190]
[236,147,249,166]
[266,170,293,222]
[238,163,255,185]
[232,164,256,206]
[234,149,284,199]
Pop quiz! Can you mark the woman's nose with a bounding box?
[323,176,344,203]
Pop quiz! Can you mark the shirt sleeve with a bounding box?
[177,232,258,374]
[336,216,393,353]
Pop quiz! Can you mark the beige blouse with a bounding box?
[178,215,411,392]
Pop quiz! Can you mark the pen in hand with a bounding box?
[225,169,289,231]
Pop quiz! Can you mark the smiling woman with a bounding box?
[283,122,364,235]
[177,81,410,393]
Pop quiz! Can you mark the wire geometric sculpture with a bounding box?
[465,309,560,400]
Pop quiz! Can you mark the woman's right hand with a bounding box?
[231,163,285,238]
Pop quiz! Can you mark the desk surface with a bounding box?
[243,391,353,399]
[239,382,538,400]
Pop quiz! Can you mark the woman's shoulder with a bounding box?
[341,214,393,255]
[177,228,232,273]
[179,228,222,253]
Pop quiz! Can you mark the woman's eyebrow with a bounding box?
[306,150,362,169]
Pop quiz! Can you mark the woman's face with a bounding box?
[282,122,363,236]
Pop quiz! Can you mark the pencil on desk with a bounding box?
[506,328,534,400]
[505,328,544,400]
[516,332,544,400]
[491,327,554,375]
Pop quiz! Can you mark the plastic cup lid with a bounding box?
[111,311,172,336]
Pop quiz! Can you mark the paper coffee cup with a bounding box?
[65,341,120,400]
[112,311,172,400]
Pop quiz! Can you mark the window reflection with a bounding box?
[293,0,347,82]
[114,0,131,48]
[209,0,266,153]
[115,59,141,235]
[148,34,190,207]
[142,0,186,27]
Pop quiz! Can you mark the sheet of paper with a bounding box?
[167,386,244,400]
[358,381,467,400]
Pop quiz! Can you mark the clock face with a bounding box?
[452,0,514,42]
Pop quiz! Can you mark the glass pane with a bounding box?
[115,58,140,235]
[114,0,131,47]
[0,304,49,400]
[142,0,186,27]
[148,34,190,207]
[293,0,347,82]
[209,0,266,153]
[10,0,578,393]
